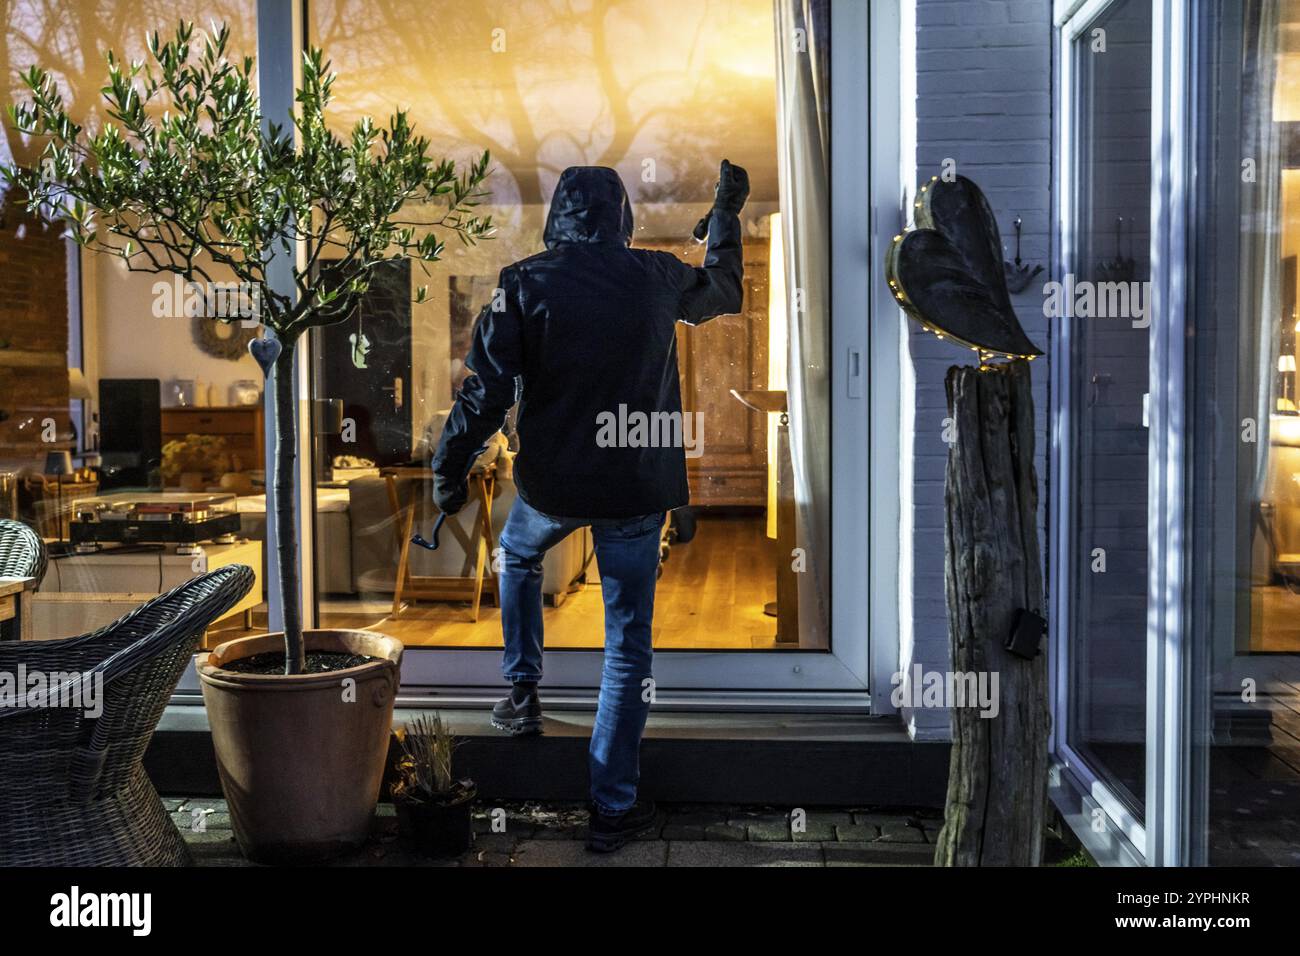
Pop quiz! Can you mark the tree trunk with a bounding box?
[934,360,1049,866]
[270,344,305,674]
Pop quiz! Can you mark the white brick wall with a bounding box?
[904,0,1053,739]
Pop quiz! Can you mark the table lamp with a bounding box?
[44,450,74,542]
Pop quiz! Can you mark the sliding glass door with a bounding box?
[1057,0,1300,867]
[1185,0,1300,867]
[1055,0,1155,850]
[243,0,879,698]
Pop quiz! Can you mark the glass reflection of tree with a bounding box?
[2,0,256,167]
[311,0,775,216]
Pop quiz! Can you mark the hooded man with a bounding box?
[432,160,749,851]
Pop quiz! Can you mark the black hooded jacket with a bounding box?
[432,166,744,519]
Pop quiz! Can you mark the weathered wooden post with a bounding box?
[933,360,1049,866]
[886,175,1050,866]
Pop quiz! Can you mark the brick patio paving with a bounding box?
[173,798,942,867]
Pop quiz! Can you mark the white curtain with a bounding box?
[1243,0,1283,484]
[1242,0,1282,585]
[773,0,830,647]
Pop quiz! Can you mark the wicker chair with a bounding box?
[0,519,47,641]
[0,564,254,866]
[0,519,48,584]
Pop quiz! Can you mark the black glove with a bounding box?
[433,473,468,516]
[713,159,750,214]
[693,159,751,240]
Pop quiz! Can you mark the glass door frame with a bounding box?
[388,0,883,704]
[174,0,902,710]
[1050,0,1191,866]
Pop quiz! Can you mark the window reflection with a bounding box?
[302,0,830,652]
[1,3,264,640]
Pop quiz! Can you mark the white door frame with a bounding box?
[395,0,886,703]
[1050,0,1191,866]
[257,0,316,639]
[175,0,313,696]
[1145,0,1191,868]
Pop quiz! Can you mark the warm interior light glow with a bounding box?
[1275,413,1300,444]
[766,212,788,540]
[1276,42,1300,122]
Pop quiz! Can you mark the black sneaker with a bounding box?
[490,683,543,735]
[586,799,658,853]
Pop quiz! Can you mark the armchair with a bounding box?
[0,519,48,641]
[0,518,47,586]
[0,565,254,866]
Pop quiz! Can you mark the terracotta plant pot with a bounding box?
[198,629,403,863]
[395,782,477,858]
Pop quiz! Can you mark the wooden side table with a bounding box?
[0,577,37,641]
[382,466,497,622]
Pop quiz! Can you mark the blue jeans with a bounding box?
[497,495,664,815]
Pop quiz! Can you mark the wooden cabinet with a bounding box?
[0,207,72,466]
[667,247,771,507]
[160,406,265,477]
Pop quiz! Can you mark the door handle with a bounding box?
[382,376,404,411]
[847,347,863,399]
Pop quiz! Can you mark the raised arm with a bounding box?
[676,160,750,326]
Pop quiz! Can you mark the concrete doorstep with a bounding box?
[172,798,940,868]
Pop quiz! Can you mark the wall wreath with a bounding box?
[194,318,259,361]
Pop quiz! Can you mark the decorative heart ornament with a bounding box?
[886,175,1042,360]
[248,334,282,378]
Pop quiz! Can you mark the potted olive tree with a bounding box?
[4,21,492,862]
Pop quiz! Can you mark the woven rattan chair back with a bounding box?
[0,519,47,586]
[0,563,254,866]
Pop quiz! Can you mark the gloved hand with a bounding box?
[433,473,468,516]
[713,159,750,214]
[693,159,751,240]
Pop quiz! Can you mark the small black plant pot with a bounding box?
[395,782,477,857]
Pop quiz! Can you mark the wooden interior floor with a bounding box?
[1255,586,1300,651]
[211,513,779,650]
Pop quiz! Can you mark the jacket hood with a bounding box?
[543,166,634,249]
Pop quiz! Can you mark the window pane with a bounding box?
[303,0,831,654]
[1189,0,1300,866]
[2,3,263,640]
[1066,0,1152,814]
